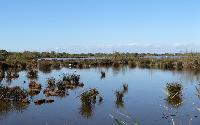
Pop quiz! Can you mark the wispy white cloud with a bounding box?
[9,42,200,53]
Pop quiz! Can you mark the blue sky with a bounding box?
[0,0,199,53]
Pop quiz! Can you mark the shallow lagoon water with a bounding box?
[0,67,200,125]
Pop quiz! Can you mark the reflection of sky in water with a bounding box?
[0,67,200,125]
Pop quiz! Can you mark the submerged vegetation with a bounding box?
[43,74,84,97]
[0,73,85,106]
[80,88,100,104]
[0,84,29,103]
[79,88,103,118]
[165,82,183,107]
[115,84,129,108]
[27,69,38,79]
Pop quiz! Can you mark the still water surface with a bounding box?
[0,67,200,125]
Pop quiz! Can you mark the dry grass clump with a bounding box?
[0,85,29,103]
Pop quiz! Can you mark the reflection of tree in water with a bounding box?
[165,83,183,108]
[79,103,94,118]
[100,71,106,79]
[112,65,128,76]
[172,70,200,83]
[0,101,28,119]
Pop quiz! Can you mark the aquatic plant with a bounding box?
[46,77,56,88]
[114,84,129,109]
[43,88,66,97]
[128,61,137,68]
[100,71,106,79]
[122,84,128,93]
[63,74,80,85]
[57,74,84,90]
[6,70,19,79]
[139,59,151,68]
[38,61,52,73]
[1,50,200,71]
[29,81,41,90]
[43,74,84,97]
[0,85,29,103]
[166,82,182,96]
[27,69,38,79]
[176,61,183,70]
[79,88,102,118]
[165,82,183,107]
[115,91,124,102]
[28,89,40,96]
[51,61,61,70]
[80,88,99,104]
[34,99,54,105]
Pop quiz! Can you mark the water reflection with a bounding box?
[112,65,128,76]
[115,100,124,109]
[0,101,28,119]
[79,103,94,118]
[100,71,106,79]
[195,84,200,99]
[0,66,200,125]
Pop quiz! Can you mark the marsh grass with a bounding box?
[43,74,84,97]
[27,69,38,79]
[80,88,99,104]
[0,84,29,103]
[115,84,129,108]
[46,77,56,88]
[165,82,183,108]
[39,61,52,73]
[79,88,102,118]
